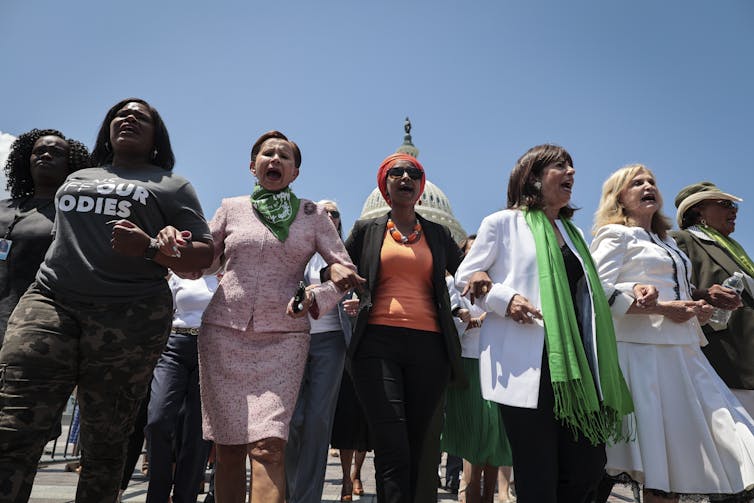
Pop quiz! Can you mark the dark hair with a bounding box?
[90,98,175,170]
[250,130,302,168]
[4,129,91,199]
[458,233,477,255]
[506,144,576,219]
[681,204,704,229]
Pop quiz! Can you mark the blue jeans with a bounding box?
[285,330,346,503]
[145,332,211,503]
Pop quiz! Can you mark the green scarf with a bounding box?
[525,209,634,444]
[250,183,300,242]
[697,224,754,278]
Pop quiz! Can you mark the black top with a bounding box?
[0,197,56,338]
[562,243,585,325]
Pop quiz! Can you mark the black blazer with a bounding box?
[344,212,468,387]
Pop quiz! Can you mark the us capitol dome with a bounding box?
[358,118,467,244]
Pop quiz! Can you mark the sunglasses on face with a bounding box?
[387,167,423,180]
[326,210,341,219]
[712,199,739,210]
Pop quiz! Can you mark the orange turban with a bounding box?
[376,153,426,205]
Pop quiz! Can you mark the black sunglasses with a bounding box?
[387,167,423,180]
[326,210,341,219]
[712,200,739,210]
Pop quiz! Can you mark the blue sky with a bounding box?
[2,0,753,250]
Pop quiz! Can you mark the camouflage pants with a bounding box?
[0,283,172,503]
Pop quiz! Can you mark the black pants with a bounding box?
[500,355,606,503]
[351,325,450,503]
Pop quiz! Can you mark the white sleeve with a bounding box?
[589,226,636,316]
[455,214,518,316]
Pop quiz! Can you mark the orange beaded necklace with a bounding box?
[387,218,422,244]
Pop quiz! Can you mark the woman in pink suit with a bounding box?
[195,131,362,503]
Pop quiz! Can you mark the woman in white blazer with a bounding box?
[590,164,754,503]
[456,144,632,503]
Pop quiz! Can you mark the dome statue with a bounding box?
[358,118,467,244]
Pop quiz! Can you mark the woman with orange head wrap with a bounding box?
[337,152,466,502]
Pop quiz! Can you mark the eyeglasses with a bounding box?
[712,200,739,210]
[326,210,341,219]
[387,167,423,180]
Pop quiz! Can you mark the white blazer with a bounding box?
[589,224,705,346]
[455,209,602,409]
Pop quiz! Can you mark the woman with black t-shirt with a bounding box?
[0,98,214,503]
[0,128,90,342]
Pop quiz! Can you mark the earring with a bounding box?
[152,148,158,160]
[104,141,111,152]
[700,218,707,226]
[533,180,542,191]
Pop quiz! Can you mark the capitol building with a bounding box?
[358,119,467,244]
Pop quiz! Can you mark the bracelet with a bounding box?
[144,238,160,260]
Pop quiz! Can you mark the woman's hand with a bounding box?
[327,263,367,292]
[693,300,715,324]
[657,300,711,323]
[111,220,151,256]
[455,308,471,324]
[286,288,315,318]
[343,297,359,317]
[633,284,659,308]
[506,294,543,324]
[156,226,192,258]
[702,284,743,311]
[461,271,493,305]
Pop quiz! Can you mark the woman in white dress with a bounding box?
[590,164,754,502]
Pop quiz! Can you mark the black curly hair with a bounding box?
[4,129,91,199]
[90,98,175,171]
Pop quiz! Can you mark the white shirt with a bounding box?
[170,274,219,329]
[304,253,342,334]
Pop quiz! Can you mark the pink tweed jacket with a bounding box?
[201,196,354,333]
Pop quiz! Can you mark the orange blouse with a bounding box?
[368,231,441,333]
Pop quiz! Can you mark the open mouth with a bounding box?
[641,194,657,202]
[119,123,138,136]
[266,168,282,181]
[561,180,573,192]
[398,184,414,194]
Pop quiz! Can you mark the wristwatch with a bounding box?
[144,238,160,260]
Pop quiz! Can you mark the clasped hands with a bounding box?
[631,284,716,324]
[111,221,192,258]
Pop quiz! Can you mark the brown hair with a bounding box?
[506,144,576,219]
[250,130,301,168]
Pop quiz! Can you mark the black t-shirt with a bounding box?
[36,165,212,302]
[0,197,56,335]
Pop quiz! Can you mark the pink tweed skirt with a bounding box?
[198,323,309,445]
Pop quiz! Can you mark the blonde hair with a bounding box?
[592,164,672,238]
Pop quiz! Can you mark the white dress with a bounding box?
[590,224,754,495]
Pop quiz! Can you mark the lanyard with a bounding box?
[3,197,54,240]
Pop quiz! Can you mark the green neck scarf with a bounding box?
[250,183,300,242]
[525,209,634,444]
[697,224,754,278]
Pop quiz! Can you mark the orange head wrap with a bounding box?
[376,153,426,205]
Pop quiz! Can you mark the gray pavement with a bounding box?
[29,438,640,502]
